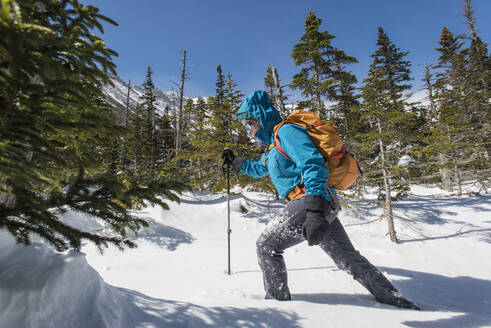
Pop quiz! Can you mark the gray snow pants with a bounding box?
[256,198,397,301]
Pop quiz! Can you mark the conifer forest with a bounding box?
[0,0,489,250]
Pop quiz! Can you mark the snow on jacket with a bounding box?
[236,90,337,202]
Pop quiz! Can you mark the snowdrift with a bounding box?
[0,232,126,327]
[0,231,298,328]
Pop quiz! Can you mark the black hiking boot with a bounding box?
[376,291,421,310]
[356,270,421,310]
[265,290,291,301]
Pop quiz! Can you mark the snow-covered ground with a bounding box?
[1,184,491,328]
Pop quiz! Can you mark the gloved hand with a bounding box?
[302,195,339,246]
[222,148,235,166]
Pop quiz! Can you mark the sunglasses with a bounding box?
[243,119,257,131]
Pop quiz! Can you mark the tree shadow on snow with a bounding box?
[398,227,491,244]
[116,287,302,328]
[131,217,194,250]
[396,194,490,224]
[239,194,285,224]
[394,194,491,244]
[377,266,491,328]
[290,265,491,328]
[179,192,236,205]
[293,293,377,307]
[235,265,337,275]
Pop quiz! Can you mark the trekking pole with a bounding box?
[222,150,232,275]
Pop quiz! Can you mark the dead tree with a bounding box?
[175,50,187,153]
[121,80,131,168]
[377,118,398,243]
[271,66,288,118]
[125,80,131,128]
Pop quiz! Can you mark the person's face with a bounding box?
[241,119,260,137]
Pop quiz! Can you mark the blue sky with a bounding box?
[81,0,490,100]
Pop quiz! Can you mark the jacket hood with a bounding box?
[236,90,282,145]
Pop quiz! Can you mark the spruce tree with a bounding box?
[127,103,145,176]
[418,62,454,190]
[427,8,490,194]
[155,110,174,170]
[0,0,184,251]
[180,67,254,192]
[359,27,417,243]
[140,67,157,178]
[422,27,466,193]
[461,0,490,189]
[330,62,362,139]
[182,98,195,136]
[264,67,276,105]
[291,11,358,118]
[178,97,210,189]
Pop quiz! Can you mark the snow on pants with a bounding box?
[256,198,398,301]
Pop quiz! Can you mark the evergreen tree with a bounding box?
[416,62,454,190]
[224,73,245,142]
[422,27,466,193]
[359,27,418,243]
[215,65,225,106]
[291,11,357,118]
[155,110,175,170]
[179,67,255,192]
[178,97,210,189]
[330,62,362,138]
[264,67,276,104]
[209,66,234,145]
[426,10,490,194]
[127,103,145,175]
[140,67,157,178]
[182,98,195,136]
[461,0,490,190]
[0,0,184,251]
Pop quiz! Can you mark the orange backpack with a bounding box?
[273,110,362,191]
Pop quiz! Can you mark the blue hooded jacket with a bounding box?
[236,90,337,202]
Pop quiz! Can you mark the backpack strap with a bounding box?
[273,121,293,162]
[263,143,275,166]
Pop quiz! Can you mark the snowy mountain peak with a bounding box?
[102,74,179,118]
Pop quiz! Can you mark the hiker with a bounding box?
[221,90,419,310]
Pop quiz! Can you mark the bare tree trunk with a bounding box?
[197,158,202,189]
[175,50,187,154]
[271,66,287,118]
[378,119,398,243]
[439,153,453,192]
[454,164,463,196]
[121,80,131,168]
[314,67,322,113]
[151,90,156,168]
[133,105,142,173]
[424,62,437,121]
[125,80,131,129]
[464,0,479,42]
[0,180,16,208]
[478,178,488,194]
